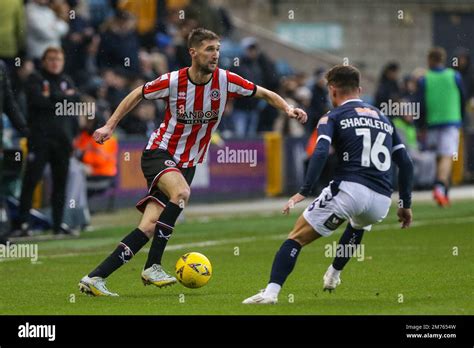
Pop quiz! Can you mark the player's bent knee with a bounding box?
[288,222,320,246]
[137,220,156,238]
[170,186,191,206]
[288,231,311,247]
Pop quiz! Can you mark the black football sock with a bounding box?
[332,224,364,271]
[268,239,302,286]
[434,180,446,192]
[144,201,183,269]
[88,228,149,278]
[444,182,450,198]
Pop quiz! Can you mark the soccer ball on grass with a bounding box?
[175,252,212,288]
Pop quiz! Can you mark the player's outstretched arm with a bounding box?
[392,147,414,228]
[254,85,308,124]
[93,85,143,144]
[282,138,331,214]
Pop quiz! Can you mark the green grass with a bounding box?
[1,200,473,315]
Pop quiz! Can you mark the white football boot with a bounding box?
[323,265,341,292]
[78,276,119,296]
[242,290,278,304]
[141,264,177,288]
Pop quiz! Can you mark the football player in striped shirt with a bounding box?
[79,28,307,296]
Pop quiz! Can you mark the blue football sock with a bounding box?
[269,239,302,286]
[332,224,364,271]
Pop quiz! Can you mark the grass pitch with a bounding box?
[0,200,473,315]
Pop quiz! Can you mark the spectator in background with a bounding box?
[74,115,118,199]
[453,47,474,126]
[274,75,305,137]
[417,47,465,207]
[63,0,96,87]
[0,59,29,245]
[453,48,474,101]
[139,48,164,81]
[175,19,199,69]
[118,0,159,49]
[88,0,114,30]
[10,58,35,118]
[256,43,280,133]
[26,0,69,63]
[97,10,140,73]
[154,33,178,72]
[392,113,436,190]
[15,47,80,236]
[400,73,418,102]
[374,62,401,110]
[84,77,111,122]
[184,0,224,36]
[0,0,26,70]
[231,37,265,138]
[308,68,329,133]
[101,68,131,110]
[119,100,157,137]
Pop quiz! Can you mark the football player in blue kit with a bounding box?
[243,65,414,304]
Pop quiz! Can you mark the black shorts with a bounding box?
[136,149,196,213]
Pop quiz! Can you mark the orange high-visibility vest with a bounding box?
[75,131,118,177]
[306,128,318,157]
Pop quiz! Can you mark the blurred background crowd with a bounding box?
[0,0,473,238]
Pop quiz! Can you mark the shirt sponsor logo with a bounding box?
[323,213,345,230]
[176,110,219,124]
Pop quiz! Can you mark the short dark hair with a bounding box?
[188,28,220,48]
[41,46,64,60]
[326,65,360,94]
[428,47,446,65]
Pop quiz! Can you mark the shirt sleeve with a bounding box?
[142,73,170,100]
[226,71,257,99]
[298,113,335,196]
[391,127,406,154]
[315,112,335,144]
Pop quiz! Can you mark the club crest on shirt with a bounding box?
[210,89,220,101]
[165,160,176,167]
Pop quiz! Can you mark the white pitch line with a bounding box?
[1,215,473,263]
[0,236,258,263]
[266,215,474,240]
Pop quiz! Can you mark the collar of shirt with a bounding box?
[430,66,446,72]
[340,98,363,106]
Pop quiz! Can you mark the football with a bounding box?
[175,252,212,288]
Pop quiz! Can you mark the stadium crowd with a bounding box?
[0,0,472,240]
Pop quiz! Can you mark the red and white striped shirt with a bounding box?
[142,67,256,168]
